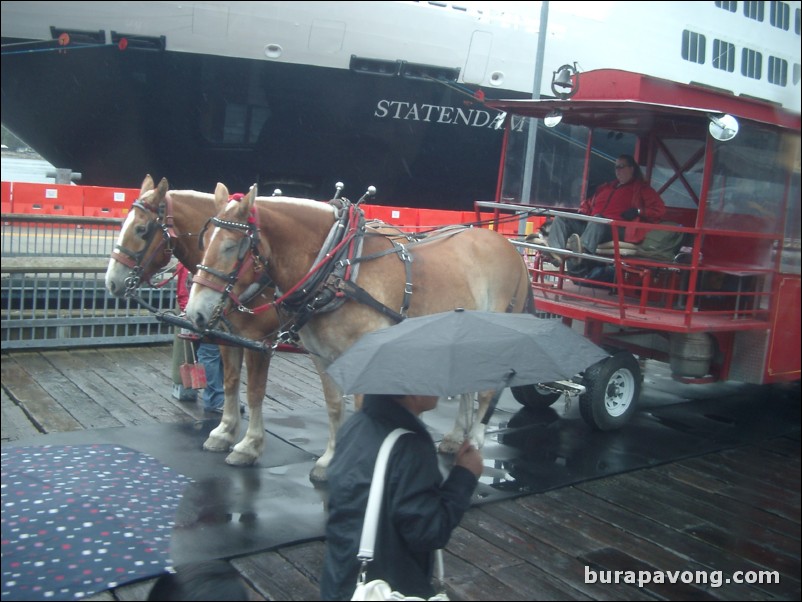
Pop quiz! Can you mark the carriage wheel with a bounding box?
[511,384,561,409]
[579,352,641,431]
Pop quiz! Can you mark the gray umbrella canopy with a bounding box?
[326,309,609,397]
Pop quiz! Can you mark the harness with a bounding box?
[111,196,175,295]
[193,196,454,345]
[264,200,414,341]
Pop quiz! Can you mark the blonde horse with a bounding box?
[105,175,278,467]
[185,183,533,482]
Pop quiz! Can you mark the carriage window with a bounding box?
[706,122,788,236]
[781,139,801,275]
[499,117,590,208]
[650,138,705,210]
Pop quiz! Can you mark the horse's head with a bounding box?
[186,182,268,330]
[105,174,173,298]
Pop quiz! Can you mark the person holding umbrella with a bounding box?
[320,393,483,600]
[320,308,609,599]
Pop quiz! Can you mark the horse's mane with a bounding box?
[252,196,336,215]
[168,190,215,202]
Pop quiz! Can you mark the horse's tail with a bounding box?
[524,279,536,315]
[508,253,535,315]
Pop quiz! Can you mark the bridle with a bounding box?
[111,197,174,296]
[193,204,275,328]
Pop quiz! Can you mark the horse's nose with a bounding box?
[106,278,121,297]
[193,310,208,330]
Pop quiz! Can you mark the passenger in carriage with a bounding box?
[547,154,666,275]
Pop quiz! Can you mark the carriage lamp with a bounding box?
[708,114,739,141]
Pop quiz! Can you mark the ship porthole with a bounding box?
[264,44,283,59]
[489,71,504,86]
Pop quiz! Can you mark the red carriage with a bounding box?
[481,68,801,430]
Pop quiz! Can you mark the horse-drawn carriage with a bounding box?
[480,68,800,430]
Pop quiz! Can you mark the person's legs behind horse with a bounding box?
[171,327,197,401]
[197,343,225,413]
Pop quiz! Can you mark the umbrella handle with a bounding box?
[480,370,515,426]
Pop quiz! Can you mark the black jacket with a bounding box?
[320,395,478,600]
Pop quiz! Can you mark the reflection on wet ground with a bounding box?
[6,361,799,566]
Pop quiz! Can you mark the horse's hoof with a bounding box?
[225,450,258,466]
[309,465,328,484]
[203,436,232,453]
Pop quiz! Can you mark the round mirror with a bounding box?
[709,114,739,141]
[544,110,563,128]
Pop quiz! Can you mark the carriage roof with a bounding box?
[486,69,801,133]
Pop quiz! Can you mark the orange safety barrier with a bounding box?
[1,181,11,214]
[83,186,139,218]
[417,208,466,229]
[362,204,420,230]
[11,183,84,216]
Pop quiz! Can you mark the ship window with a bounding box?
[794,63,801,85]
[743,0,765,21]
[770,1,791,29]
[715,1,737,12]
[741,48,763,79]
[768,56,788,85]
[796,7,800,34]
[713,39,736,72]
[681,30,706,64]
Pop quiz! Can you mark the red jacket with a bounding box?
[175,264,190,311]
[580,179,665,243]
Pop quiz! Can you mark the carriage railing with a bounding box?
[477,202,778,332]
[2,214,176,349]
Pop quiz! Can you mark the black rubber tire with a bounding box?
[579,352,641,431]
[511,384,561,409]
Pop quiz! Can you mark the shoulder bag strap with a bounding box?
[355,427,445,587]
[358,428,412,561]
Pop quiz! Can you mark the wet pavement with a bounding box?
[5,360,799,569]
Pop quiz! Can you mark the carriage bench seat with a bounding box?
[594,228,688,309]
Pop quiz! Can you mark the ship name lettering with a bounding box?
[374,99,502,128]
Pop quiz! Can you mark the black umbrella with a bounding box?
[326,308,609,398]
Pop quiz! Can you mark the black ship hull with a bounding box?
[2,44,525,210]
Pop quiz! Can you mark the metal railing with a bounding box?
[2,214,176,350]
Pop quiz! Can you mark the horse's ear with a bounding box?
[245,183,258,209]
[155,177,169,199]
[214,182,229,211]
[140,174,155,195]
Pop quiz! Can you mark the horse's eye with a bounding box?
[135,224,148,236]
[222,240,239,255]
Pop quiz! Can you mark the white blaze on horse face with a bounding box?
[105,210,139,296]
[185,223,230,327]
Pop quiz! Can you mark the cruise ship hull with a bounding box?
[3,44,527,208]
[3,1,799,209]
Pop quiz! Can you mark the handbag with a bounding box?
[179,336,207,390]
[351,428,449,602]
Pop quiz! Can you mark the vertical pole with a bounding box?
[521,1,549,222]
